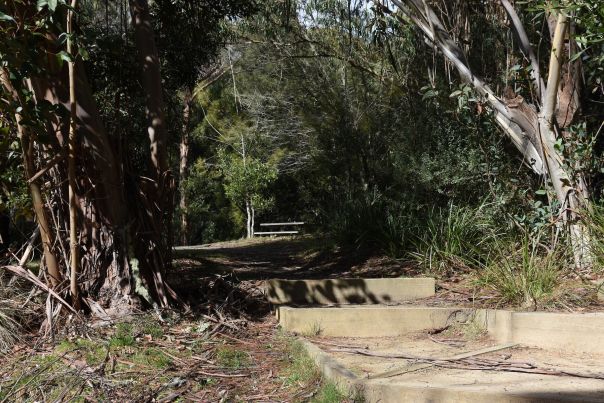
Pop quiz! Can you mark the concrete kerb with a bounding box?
[298,339,363,394]
[265,277,435,306]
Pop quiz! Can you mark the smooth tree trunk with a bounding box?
[128,0,169,176]
[0,70,62,288]
[129,0,175,306]
[245,198,252,238]
[67,0,81,309]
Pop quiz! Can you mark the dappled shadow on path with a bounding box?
[168,237,417,318]
[173,237,417,280]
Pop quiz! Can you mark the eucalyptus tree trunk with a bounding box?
[0,73,62,288]
[245,198,253,238]
[391,0,591,267]
[25,54,135,309]
[1,2,177,312]
[179,90,192,246]
[129,0,174,306]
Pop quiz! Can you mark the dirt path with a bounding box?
[173,236,416,282]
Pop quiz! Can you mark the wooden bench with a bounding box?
[254,222,304,236]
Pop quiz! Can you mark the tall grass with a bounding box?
[584,204,604,273]
[477,232,563,307]
[410,202,497,274]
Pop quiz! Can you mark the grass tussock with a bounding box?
[410,203,497,275]
[0,305,20,353]
[282,337,363,402]
[476,231,566,307]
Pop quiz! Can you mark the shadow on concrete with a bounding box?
[517,391,604,402]
[265,278,392,305]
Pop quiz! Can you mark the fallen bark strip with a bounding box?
[333,345,604,380]
[196,371,249,378]
[333,343,517,361]
[310,338,369,350]
[431,361,604,380]
[0,265,77,314]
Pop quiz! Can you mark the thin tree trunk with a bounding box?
[251,202,255,238]
[179,90,191,246]
[0,70,62,288]
[246,198,252,239]
[538,12,590,267]
[67,0,80,309]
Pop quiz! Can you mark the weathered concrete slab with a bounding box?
[277,306,473,337]
[287,306,604,401]
[265,278,435,305]
[301,337,604,403]
[478,309,604,354]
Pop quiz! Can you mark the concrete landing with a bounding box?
[284,306,604,402]
[265,277,435,305]
[301,334,604,403]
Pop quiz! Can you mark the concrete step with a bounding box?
[265,277,435,306]
[477,309,604,354]
[287,306,604,402]
[280,305,604,353]
[277,305,472,337]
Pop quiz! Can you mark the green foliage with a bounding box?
[282,339,320,387]
[109,323,136,347]
[220,151,278,214]
[311,382,348,403]
[131,348,173,369]
[57,338,107,365]
[215,345,250,369]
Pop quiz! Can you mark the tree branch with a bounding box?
[500,0,546,103]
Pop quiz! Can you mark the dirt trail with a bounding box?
[173,236,415,282]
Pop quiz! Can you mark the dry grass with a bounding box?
[0,275,32,354]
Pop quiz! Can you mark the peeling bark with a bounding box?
[392,0,591,267]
